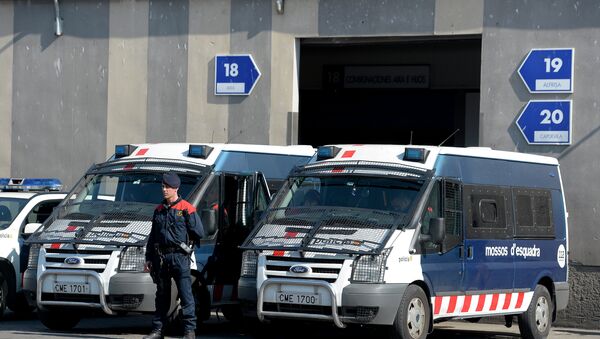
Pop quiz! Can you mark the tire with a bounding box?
[9,293,34,315]
[392,285,430,339]
[193,285,211,322]
[0,272,7,319]
[38,309,81,330]
[221,304,243,323]
[518,285,553,339]
[465,317,481,323]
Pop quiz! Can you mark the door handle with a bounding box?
[467,246,474,259]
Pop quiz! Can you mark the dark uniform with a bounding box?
[145,197,204,337]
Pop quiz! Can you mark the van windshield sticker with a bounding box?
[242,207,400,255]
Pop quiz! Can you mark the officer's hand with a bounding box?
[144,261,152,273]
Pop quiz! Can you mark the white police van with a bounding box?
[240,145,568,339]
[26,143,314,330]
[0,178,65,318]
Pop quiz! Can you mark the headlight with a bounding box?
[27,244,42,270]
[119,247,146,272]
[350,248,391,283]
[240,251,258,278]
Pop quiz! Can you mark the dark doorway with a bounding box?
[298,37,481,147]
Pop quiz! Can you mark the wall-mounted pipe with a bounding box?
[54,0,63,36]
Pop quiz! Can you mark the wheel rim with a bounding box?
[406,297,426,338]
[535,295,549,333]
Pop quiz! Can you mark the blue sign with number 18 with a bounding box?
[215,54,261,96]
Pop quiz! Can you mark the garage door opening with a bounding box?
[298,37,481,147]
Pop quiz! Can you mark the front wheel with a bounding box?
[38,309,81,330]
[0,272,7,319]
[221,304,243,323]
[518,284,553,339]
[392,285,430,339]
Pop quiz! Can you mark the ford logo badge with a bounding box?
[289,265,310,274]
[64,257,82,265]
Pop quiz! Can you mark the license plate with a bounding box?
[53,282,90,294]
[276,291,320,305]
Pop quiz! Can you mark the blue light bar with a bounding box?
[188,145,213,159]
[403,148,429,163]
[0,178,63,192]
[115,144,136,158]
[316,146,341,161]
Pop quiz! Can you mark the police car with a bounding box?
[0,178,65,318]
[26,143,315,330]
[240,145,569,339]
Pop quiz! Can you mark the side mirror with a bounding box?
[200,209,217,236]
[429,218,446,245]
[23,223,43,236]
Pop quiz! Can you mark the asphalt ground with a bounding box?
[0,310,597,339]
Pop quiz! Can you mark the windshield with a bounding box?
[28,171,203,245]
[242,175,424,255]
[0,198,28,230]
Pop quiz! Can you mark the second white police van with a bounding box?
[240,145,569,339]
[25,143,314,330]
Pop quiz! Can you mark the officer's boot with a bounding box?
[142,329,164,339]
[182,330,196,339]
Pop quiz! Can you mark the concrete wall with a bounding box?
[0,1,13,178]
[480,0,600,268]
[479,0,600,326]
[0,0,598,327]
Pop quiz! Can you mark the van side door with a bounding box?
[462,185,515,297]
[418,179,464,298]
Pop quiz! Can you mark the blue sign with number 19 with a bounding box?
[518,48,574,93]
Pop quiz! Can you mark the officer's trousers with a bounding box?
[152,252,196,333]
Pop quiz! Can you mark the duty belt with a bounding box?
[159,246,186,254]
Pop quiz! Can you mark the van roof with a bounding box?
[313,145,558,170]
[112,143,316,166]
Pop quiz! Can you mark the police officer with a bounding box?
[143,172,204,339]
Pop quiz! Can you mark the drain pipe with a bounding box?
[54,0,63,36]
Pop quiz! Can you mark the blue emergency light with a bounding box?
[316,146,341,160]
[188,145,213,159]
[0,178,63,192]
[403,148,429,163]
[115,144,136,158]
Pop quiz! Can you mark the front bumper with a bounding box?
[108,272,156,312]
[37,269,114,315]
[341,283,407,325]
[238,276,258,316]
[257,278,407,328]
[554,281,569,312]
[37,270,164,315]
[23,268,37,308]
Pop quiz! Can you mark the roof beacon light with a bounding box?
[316,146,342,161]
[0,178,63,192]
[188,145,214,159]
[403,148,429,163]
[115,145,136,159]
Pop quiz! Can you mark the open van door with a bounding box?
[200,172,271,320]
[251,172,271,226]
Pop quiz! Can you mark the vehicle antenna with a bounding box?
[438,129,460,147]
[409,131,413,145]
